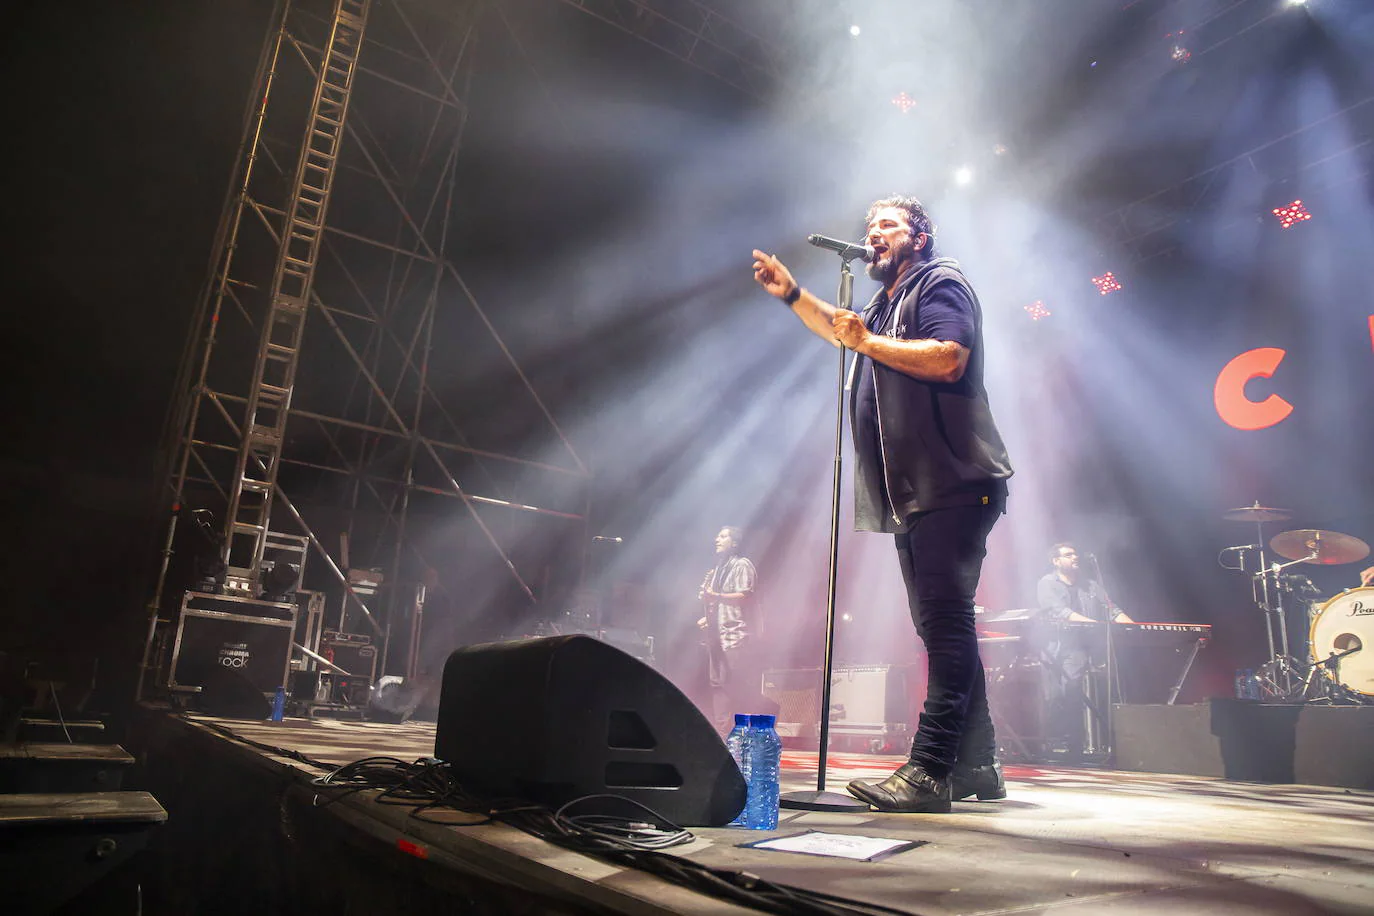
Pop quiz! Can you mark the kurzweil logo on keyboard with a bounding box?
[1136,624,1205,631]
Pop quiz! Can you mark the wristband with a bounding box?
[782,285,802,306]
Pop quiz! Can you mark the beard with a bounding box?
[865,239,917,285]
[866,255,896,284]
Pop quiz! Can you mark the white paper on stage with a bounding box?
[741,830,922,861]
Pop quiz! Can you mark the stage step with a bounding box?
[18,716,107,743]
[0,741,135,793]
[0,790,167,914]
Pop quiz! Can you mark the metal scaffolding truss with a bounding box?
[144,0,789,697]
[1096,92,1374,265]
[147,0,596,689]
[551,0,784,100]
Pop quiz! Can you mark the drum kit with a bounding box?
[1221,501,1372,704]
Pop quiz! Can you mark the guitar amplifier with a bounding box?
[763,665,914,751]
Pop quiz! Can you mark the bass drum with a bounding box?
[1310,587,1374,697]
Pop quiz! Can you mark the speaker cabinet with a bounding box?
[435,635,745,826]
[762,665,919,751]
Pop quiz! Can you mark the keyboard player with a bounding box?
[1035,543,1133,760]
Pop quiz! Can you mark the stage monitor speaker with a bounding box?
[435,635,745,827]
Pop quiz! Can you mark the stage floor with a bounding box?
[137,710,1374,915]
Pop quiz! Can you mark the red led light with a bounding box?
[1092,272,1122,295]
[891,92,917,114]
[1024,301,1051,321]
[1271,200,1312,229]
[396,839,428,859]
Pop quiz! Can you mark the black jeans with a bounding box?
[895,502,1002,777]
[706,640,778,727]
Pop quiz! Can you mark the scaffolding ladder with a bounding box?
[224,0,372,585]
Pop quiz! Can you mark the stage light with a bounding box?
[1092,272,1122,295]
[1024,301,1052,321]
[260,555,301,601]
[992,144,1008,156]
[849,24,861,36]
[1287,0,1307,6]
[367,675,426,724]
[1271,200,1312,229]
[1165,29,1192,64]
[954,166,973,186]
[891,92,917,113]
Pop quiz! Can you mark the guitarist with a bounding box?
[696,527,776,727]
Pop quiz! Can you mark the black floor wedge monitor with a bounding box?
[434,635,746,826]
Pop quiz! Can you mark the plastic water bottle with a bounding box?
[1234,668,1248,700]
[1246,670,1263,701]
[744,714,781,830]
[270,685,286,722]
[725,714,752,826]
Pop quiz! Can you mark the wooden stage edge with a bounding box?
[127,705,1374,916]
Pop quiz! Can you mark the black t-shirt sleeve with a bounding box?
[911,279,976,348]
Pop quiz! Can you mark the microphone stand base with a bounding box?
[779,790,870,812]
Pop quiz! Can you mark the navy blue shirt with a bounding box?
[850,260,1011,532]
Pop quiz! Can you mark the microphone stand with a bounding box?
[1088,553,1117,762]
[780,255,868,812]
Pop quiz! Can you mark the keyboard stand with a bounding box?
[986,664,1037,763]
[1165,636,1208,706]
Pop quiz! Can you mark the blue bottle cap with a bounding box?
[749,714,776,728]
[734,713,751,726]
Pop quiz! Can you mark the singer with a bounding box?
[752,196,1013,812]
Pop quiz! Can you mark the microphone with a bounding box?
[807,234,875,263]
[592,536,623,543]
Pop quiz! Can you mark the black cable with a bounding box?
[49,681,73,744]
[189,716,339,772]
[189,727,925,916]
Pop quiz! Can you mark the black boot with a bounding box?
[847,762,952,813]
[952,761,1005,801]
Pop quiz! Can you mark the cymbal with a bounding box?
[1224,503,1292,523]
[1269,529,1371,566]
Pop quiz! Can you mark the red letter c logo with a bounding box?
[1214,347,1293,431]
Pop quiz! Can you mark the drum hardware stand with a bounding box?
[1297,644,1362,703]
[1224,507,1372,705]
[1221,502,1291,697]
[1251,552,1316,700]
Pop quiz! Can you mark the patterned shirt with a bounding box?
[704,555,757,651]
